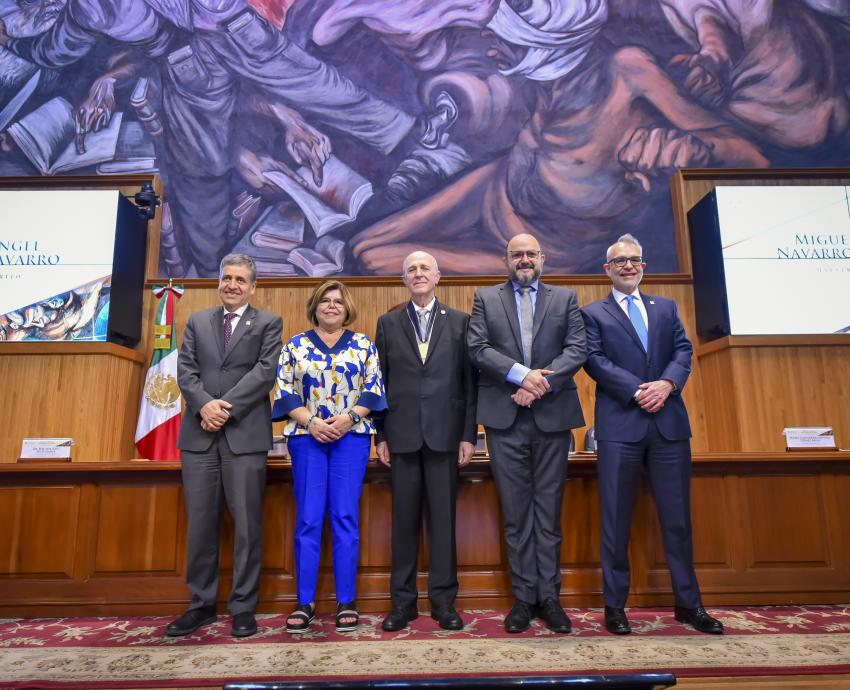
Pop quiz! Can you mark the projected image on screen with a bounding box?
[715,186,850,335]
[0,278,110,342]
[0,189,119,342]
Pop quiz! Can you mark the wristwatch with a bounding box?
[347,409,362,425]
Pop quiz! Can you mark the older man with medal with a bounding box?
[375,251,478,632]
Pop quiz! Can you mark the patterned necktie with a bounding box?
[519,286,533,367]
[417,309,429,339]
[223,312,236,350]
[625,295,648,351]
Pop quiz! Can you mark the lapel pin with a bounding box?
[649,301,655,305]
[245,320,251,326]
[440,309,446,315]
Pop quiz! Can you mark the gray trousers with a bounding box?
[486,408,571,605]
[181,434,267,614]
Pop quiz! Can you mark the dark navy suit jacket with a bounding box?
[582,292,692,443]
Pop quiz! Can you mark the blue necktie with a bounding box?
[625,295,648,352]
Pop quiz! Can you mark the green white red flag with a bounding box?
[135,283,184,460]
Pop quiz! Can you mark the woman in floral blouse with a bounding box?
[272,280,386,634]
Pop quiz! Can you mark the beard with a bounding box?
[508,264,541,286]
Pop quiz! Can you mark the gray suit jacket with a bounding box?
[468,280,586,432]
[177,304,283,454]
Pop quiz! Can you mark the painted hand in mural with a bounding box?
[668,52,727,107]
[618,127,713,193]
[237,149,306,196]
[0,18,9,47]
[252,100,332,186]
[75,76,116,154]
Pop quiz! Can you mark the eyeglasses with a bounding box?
[508,250,542,261]
[608,256,643,267]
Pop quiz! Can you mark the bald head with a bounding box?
[506,233,544,286]
[402,251,438,275]
[403,250,441,306]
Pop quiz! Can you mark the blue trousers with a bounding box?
[597,421,700,609]
[288,433,371,605]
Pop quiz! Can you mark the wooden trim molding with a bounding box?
[695,335,850,357]
[0,341,146,363]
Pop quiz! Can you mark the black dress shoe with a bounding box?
[538,598,571,633]
[504,600,535,633]
[231,611,257,638]
[165,607,217,637]
[381,606,419,631]
[674,606,724,634]
[431,606,464,630]
[604,606,631,635]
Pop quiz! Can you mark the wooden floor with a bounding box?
[141,676,850,689]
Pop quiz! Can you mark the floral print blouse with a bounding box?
[272,329,386,436]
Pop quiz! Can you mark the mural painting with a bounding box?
[1,0,849,277]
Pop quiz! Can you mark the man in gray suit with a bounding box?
[167,253,282,638]
[468,233,586,634]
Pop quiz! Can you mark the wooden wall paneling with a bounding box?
[0,486,80,577]
[0,346,145,462]
[825,474,850,571]
[1,455,850,614]
[560,473,604,603]
[696,349,742,452]
[742,475,830,569]
[697,342,850,452]
[92,485,182,575]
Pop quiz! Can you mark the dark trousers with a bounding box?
[486,408,571,605]
[389,444,459,610]
[181,434,267,614]
[597,420,701,609]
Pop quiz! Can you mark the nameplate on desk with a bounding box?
[783,427,836,451]
[18,438,74,462]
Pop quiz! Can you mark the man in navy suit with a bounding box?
[582,234,723,635]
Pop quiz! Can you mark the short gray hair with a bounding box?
[606,233,643,261]
[220,253,257,283]
[402,250,439,276]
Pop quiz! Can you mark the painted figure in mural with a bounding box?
[347,0,770,274]
[1,0,849,276]
[0,0,468,276]
[660,0,849,149]
[581,233,723,635]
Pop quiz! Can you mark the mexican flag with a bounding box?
[135,283,184,460]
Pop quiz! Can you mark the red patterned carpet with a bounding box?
[1,605,849,689]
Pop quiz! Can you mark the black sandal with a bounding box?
[286,603,315,633]
[335,602,359,632]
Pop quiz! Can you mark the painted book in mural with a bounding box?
[8,97,123,175]
[287,236,346,277]
[97,120,157,174]
[263,155,373,237]
[249,204,305,252]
